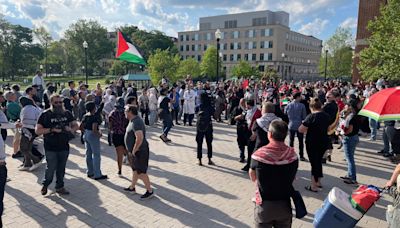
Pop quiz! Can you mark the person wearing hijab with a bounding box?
[234,98,249,163]
[196,92,215,166]
[109,97,129,176]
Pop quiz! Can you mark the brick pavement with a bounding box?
[2,123,396,228]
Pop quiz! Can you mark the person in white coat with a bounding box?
[148,88,158,126]
[183,84,196,126]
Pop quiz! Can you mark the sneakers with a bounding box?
[239,158,245,163]
[140,191,154,200]
[300,157,306,161]
[123,186,136,194]
[41,186,48,195]
[117,170,122,177]
[12,151,23,159]
[208,159,215,166]
[123,156,129,165]
[29,161,43,171]
[56,187,70,195]
[18,166,30,171]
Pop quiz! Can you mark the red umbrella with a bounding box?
[359,86,400,121]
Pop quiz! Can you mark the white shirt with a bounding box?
[32,75,45,89]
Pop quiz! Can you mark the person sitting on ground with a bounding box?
[249,120,298,228]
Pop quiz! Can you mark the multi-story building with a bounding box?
[177,10,322,79]
[352,0,387,82]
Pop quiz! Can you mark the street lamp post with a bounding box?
[215,29,222,80]
[83,40,88,85]
[45,42,48,77]
[324,49,328,81]
[307,59,311,81]
[281,53,286,80]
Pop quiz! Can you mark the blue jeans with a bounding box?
[369,118,378,140]
[42,150,69,189]
[84,130,103,178]
[343,135,359,181]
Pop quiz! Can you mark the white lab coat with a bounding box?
[183,89,195,114]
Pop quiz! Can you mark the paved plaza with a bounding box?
[2,123,396,228]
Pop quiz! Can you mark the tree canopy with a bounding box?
[358,0,400,81]
[200,45,221,81]
[176,58,201,79]
[319,27,353,78]
[147,49,180,85]
[231,60,259,78]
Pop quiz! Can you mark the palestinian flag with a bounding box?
[116,31,146,65]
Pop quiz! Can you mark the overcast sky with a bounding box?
[1,0,358,41]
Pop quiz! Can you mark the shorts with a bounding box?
[112,134,126,148]
[129,147,149,174]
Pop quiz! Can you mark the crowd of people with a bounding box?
[0,70,399,227]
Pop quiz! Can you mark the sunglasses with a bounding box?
[53,101,63,105]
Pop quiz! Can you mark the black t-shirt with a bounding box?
[82,114,102,130]
[302,111,330,146]
[345,115,360,137]
[37,110,75,151]
[323,102,338,125]
[159,97,170,113]
[251,159,298,201]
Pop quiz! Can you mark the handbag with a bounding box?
[291,188,307,219]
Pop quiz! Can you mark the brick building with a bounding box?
[352,0,387,82]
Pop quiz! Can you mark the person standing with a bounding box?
[234,98,249,163]
[148,88,158,126]
[237,99,262,171]
[250,120,298,228]
[109,98,129,176]
[339,103,360,185]
[299,98,330,192]
[285,92,307,161]
[252,101,281,151]
[183,84,196,126]
[5,91,22,159]
[138,88,150,125]
[169,87,181,125]
[17,97,43,171]
[123,105,154,199]
[196,93,215,166]
[322,90,339,162]
[0,109,14,227]
[368,88,379,141]
[36,94,79,195]
[158,88,174,143]
[32,71,45,102]
[80,102,108,180]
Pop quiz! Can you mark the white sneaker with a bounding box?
[19,166,30,171]
[29,162,43,171]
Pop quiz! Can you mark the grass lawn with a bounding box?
[1,75,118,90]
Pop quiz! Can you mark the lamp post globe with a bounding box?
[215,29,222,80]
[83,41,88,85]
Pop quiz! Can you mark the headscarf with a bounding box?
[256,113,281,132]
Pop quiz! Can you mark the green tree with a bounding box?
[359,0,400,81]
[64,19,113,75]
[319,27,354,78]
[176,58,201,80]
[231,60,259,78]
[147,49,180,85]
[200,45,221,80]
[109,60,125,76]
